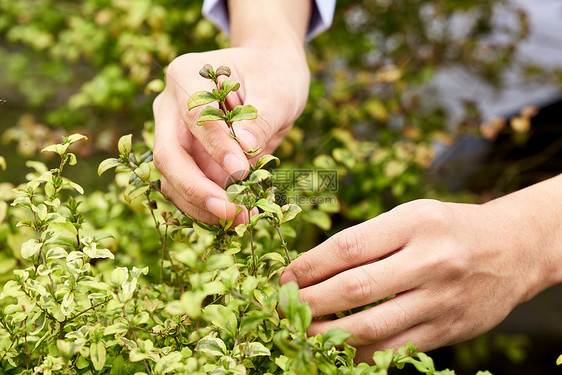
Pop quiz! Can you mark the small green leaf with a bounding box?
[124,184,149,203]
[255,154,280,170]
[234,224,247,237]
[226,183,248,202]
[303,210,331,231]
[255,198,282,219]
[21,239,42,260]
[187,91,217,110]
[245,342,270,357]
[244,147,262,156]
[57,339,85,358]
[110,267,128,286]
[42,143,69,155]
[558,354,562,366]
[240,311,270,336]
[278,282,312,334]
[202,305,238,338]
[0,156,6,170]
[417,352,435,371]
[134,163,151,181]
[67,153,77,166]
[221,80,240,96]
[323,327,351,349]
[281,204,302,223]
[230,104,258,122]
[154,352,183,375]
[249,169,272,184]
[197,336,227,357]
[118,134,133,157]
[197,106,226,125]
[67,134,88,144]
[61,293,75,316]
[372,348,394,369]
[90,341,107,371]
[98,158,121,176]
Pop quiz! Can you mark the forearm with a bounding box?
[485,173,562,299]
[229,0,311,52]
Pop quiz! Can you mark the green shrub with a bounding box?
[0,132,498,374]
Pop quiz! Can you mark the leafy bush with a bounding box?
[0,132,500,374]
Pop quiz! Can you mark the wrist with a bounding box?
[484,177,562,301]
[229,0,310,56]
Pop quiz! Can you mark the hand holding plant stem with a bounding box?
[189,64,296,270]
[152,0,310,225]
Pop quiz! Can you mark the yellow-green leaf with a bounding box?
[90,341,106,371]
[230,104,257,122]
[118,134,133,157]
[187,91,217,110]
[197,106,226,125]
[98,158,121,176]
[21,239,42,260]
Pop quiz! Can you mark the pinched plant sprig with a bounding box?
[187,64,261,155]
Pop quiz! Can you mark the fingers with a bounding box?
[299,250,424,317]
[231,94,290,156]
[185,105,250,180]
[280,210,412,288]
[153,93,240,223]
[307,290,429,347]
[165,58,250,181]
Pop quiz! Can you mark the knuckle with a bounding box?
[430,240,467,278]
[152,93,163,114]
[362,314,390,341]
[177,180,197,201]
[293,255,320,285]
[201,131,226,158]
[408,199,450,228]
[152,147,169,172]
[185,105,201,126]
[165,58,182,84]
[341,272,372,303]
[251,108,277,146]
[334,229,364,264]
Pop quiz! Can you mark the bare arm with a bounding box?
[231,0,311,49]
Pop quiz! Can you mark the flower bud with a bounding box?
[199,64,214,79]
[216,65,231,77]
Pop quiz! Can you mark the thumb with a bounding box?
[232,98,286,155]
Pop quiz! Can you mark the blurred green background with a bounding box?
[1,0,562,373]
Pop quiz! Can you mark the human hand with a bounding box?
[279,198,555,363]
[152,47,309,224]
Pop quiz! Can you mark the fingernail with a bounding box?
[206,197,228,219]
[280,269,297,285]
[223,153,247,180]
[236,129,259,151]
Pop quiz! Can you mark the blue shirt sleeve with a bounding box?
[202,0,336,40]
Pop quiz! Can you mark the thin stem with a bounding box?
[23,318,29,369]
[66,298,111,322]
[248,225,257,277]
[215,79,238,141]
[273,222,291,264]
[146,191,166,283]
